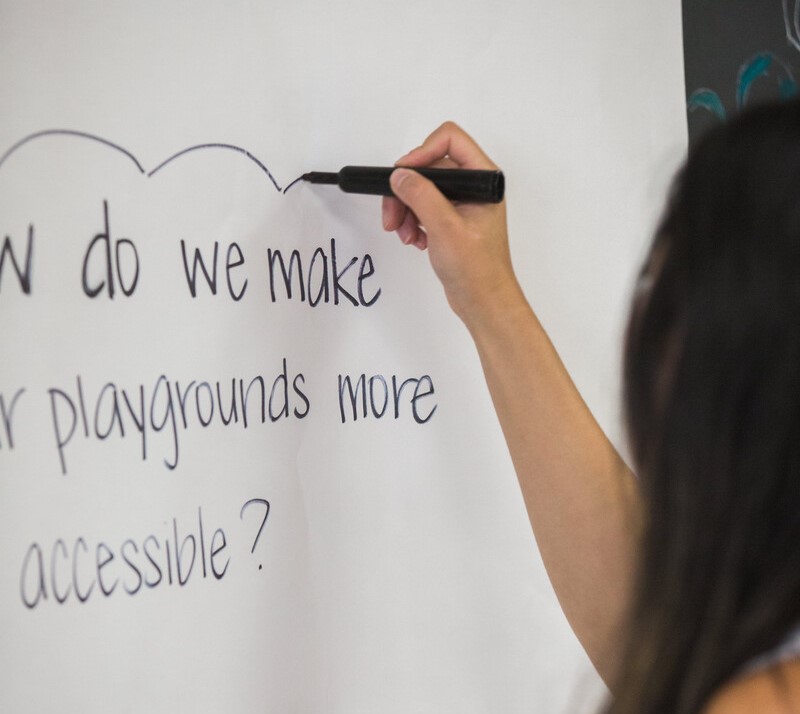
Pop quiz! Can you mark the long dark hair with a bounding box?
[609,98,800,713]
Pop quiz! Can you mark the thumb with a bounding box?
[390,168,461,238]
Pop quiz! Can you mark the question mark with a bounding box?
[240,498,271,570]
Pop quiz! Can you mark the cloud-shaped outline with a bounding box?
[0,129,305,193]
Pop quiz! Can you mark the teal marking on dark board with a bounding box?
[683,2,799,144]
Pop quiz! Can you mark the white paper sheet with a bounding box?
[0,2,687,712]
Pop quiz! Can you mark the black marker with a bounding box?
[302,166,504,203]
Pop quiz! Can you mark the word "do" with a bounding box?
[82,199,139,299]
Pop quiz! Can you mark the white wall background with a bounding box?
[0,2,686,712]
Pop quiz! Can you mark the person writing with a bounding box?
[382,102,800,713]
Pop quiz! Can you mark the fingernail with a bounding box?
[391,168,411,189]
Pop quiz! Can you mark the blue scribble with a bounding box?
[736,52,797,107]
[688,88,727,120]
[687,51,797,128]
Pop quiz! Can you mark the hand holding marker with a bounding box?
[305,125,509,312]
[307,123,515,337]
[302,165,504,203]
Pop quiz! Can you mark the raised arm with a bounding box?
[383,122,642,685]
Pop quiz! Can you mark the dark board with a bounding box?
[683,0,800,144]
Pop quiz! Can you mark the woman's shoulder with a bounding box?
[703,659,800,713]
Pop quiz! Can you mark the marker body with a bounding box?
[305,166,504,203]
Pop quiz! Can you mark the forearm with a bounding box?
[466,282,642,685]
[383,121,641,684]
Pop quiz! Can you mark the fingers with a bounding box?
[382,197,428,250]
[396,156,459,170]
[385,122,494,251]
[396,204,421,245]
[382,160,457,231]
[396,121,496,171]
[389,168,460,241]
[382,195,406,231]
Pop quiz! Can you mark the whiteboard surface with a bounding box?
[0,2,686,712]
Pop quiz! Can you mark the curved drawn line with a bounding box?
[787,0,800,52]
[282,174,305,194]
[0,131,287,194]
[737,53,774,108]
[784,0,795,50]
[147,143,282,192]
[782,0,799,51]
[737,52,797,108]
[796,0,800,49]
[0,129,146,173]
[687,88,726,120]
